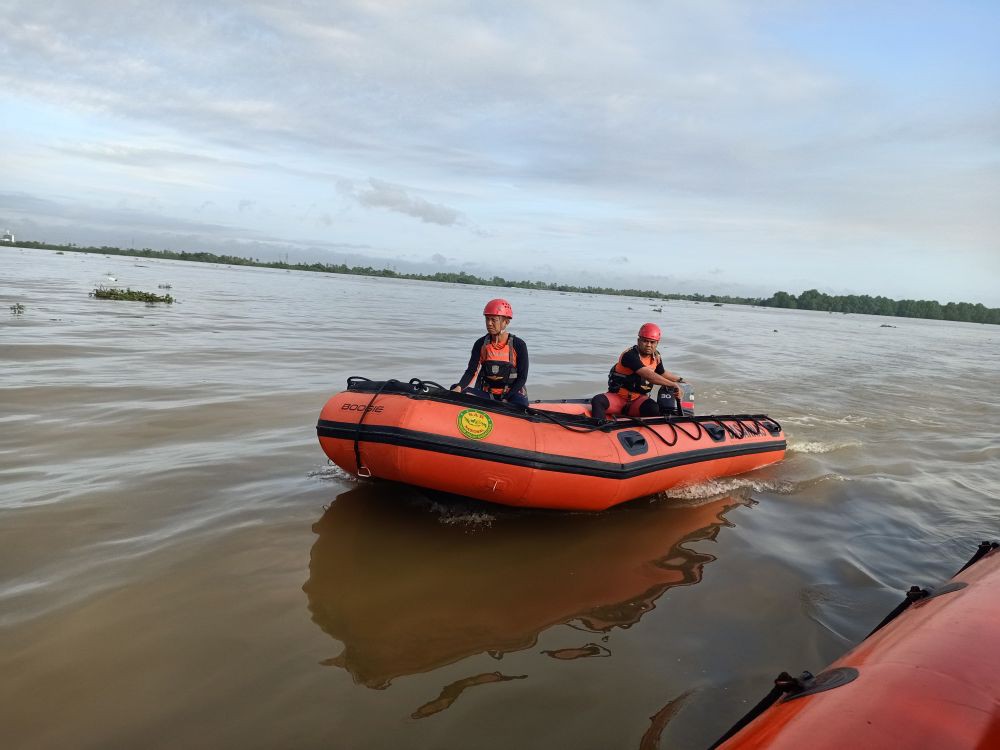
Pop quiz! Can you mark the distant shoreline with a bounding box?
[9,240,999,325]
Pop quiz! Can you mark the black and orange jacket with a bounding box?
[457,334,529,397]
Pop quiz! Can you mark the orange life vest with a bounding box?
[608,347,660,401]
[475,335,520,396]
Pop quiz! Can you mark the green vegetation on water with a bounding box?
[91,287,174,303]
[16,240,1000,324]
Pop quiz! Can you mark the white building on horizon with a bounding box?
[1,229,13,243]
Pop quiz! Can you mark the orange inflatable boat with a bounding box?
[714,541,1000,749]
[316,377,786,511]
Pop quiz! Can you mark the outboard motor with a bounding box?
[657,383,695,417]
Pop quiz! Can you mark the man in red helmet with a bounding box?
[451,298,530,407]
[590,323,684,421]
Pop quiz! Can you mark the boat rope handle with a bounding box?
[618,416,679,446]
[725,419,749,438]
[353,379,397,477]
[526,407,609,434]
[407,378,448,392]
[668,420,704,441]
[717,418,744,440]
[620,416,682,447]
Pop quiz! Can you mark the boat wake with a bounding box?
[661,477,792,501]
[660,473,838,502]
[787,440,862,455]
[308,463,358,482]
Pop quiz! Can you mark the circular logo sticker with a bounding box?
[457,408,494,440]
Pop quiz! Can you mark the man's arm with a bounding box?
[452,337,483,391]
[636,359,684,391]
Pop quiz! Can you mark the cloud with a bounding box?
[347,179,463,226]
[2,2,998,304]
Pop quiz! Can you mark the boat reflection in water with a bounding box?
[304,483,749,691]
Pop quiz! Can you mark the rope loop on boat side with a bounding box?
[621,417,680,447]
[526,407,610,434]
[353,379,398,477]
[671,420,705,441]
[407,377,448,393]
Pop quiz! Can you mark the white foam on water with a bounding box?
[783,414,872,427]
[788,440,862,455]
[660,476,794,500]
[307,463,357,482]
[437,511,496,528]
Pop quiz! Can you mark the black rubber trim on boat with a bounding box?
[779,667,859,702]
[921,581,968,600]
[316,420,786,479]
[702,422,726,442]
[707,668,859,749]
[865,585,929,638]
[868,543,999,635]
[957,541,999,574]
[617,431,649,456]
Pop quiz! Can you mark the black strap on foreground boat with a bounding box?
[707,540,1000,749]
[351,379,399,477]
[340,376,783,441]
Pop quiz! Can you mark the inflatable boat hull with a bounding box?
[717,544,1000,749]
[316,380,785,511]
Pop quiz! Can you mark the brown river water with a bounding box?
[2,246,998,749]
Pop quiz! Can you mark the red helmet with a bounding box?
[483,298,513,319]
[638,323,661,341]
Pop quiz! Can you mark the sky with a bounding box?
[2,0,998,305]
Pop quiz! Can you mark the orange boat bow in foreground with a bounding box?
[716,542,1000,750]
[316,378,786,511]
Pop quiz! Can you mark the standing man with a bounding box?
[452,299,530,407]
[590,323,684,420]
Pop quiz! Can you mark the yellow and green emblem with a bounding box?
[457,408,494,440]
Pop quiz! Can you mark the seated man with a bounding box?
[590,323,685,420]
[451,298,529,407]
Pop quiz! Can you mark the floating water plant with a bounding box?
[10,303,26,314]
[91,287,174,303]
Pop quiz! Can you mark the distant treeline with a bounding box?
[18,240,1000,325]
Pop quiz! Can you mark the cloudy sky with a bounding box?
[2,1,998,304]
